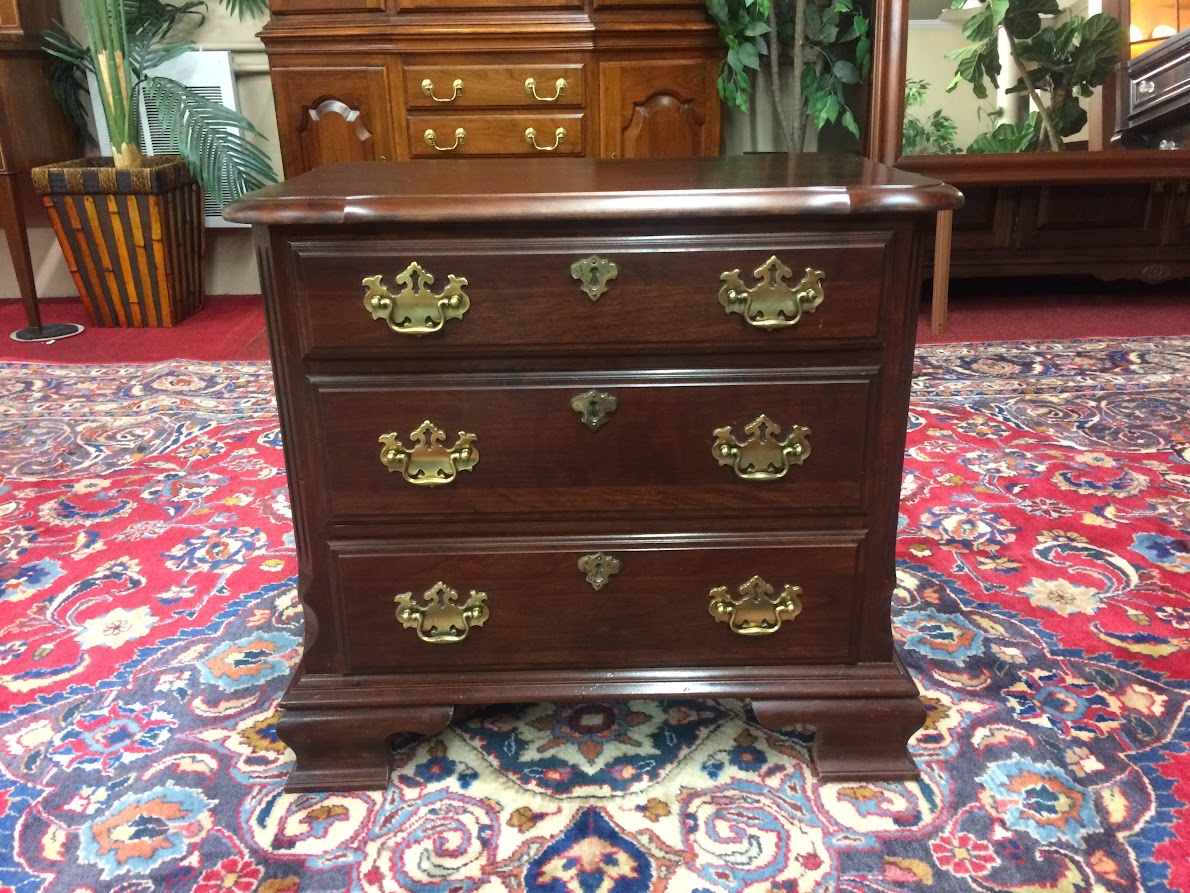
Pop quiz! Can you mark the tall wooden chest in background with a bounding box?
[261,0,723,177]
[226,155,964,792]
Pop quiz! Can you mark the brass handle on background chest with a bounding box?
[720,256,825,330]
[422,77,463,102]
[710,576,803,635]
[379,421,478,486]
[425,127,466,151]
[363,263,470,336]
[396,582,488,643]
[525,76,567,102]
[526,126,566,152]
[713,414,811,480]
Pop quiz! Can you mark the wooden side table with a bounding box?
[0,1,84,342]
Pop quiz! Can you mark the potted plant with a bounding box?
[705,0,872,152]
[945,0,1125,152]
[32,0,276,327]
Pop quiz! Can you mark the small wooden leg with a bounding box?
[931,209,954,335]
[0,173,42,331]
[752,696,926,782]
[277,704,455,792]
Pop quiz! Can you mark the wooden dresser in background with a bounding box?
[0,0,79,329]
[226,155,963,792]
[262,0,723,177]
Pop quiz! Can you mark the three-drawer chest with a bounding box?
[225,155,963,792]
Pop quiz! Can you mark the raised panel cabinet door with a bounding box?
[1015,181,1167,249]
[598,59,721,158]
[272,67,396,177]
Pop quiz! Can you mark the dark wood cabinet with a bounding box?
[225,154,962,792]
[262,0,724,176]
[0,0,80,331]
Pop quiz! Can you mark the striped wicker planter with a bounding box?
[31,156,204,327]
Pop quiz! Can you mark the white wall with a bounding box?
[0,4,278,299]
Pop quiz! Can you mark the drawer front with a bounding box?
[312,370,873,521]
[331,532,862,672]
[405,64,586,109]
[289,233,891,357]
[409,114,585,156]
[1131,56,1190,115]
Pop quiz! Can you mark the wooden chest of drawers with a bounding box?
[226,155,963,792]
[263,0,722,177]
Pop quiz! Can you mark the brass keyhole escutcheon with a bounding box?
[570,256,618,301]
[395,582,489,643]
[570,390,617,431]
[709,576,803,636]
[713,414,811,480]
[578,552,621,591]
[379,421,479,486]
[719,257,825,330]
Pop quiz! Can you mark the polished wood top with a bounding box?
[224,154,964,225]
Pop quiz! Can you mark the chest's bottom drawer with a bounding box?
[329,532,863,673]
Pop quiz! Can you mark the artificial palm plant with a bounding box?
[32,0,275,328]
[44,0,275,205]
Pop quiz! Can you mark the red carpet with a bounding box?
[3,277,1186,363]
[1,295,270,363]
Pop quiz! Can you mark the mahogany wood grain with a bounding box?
[232,156,960,791]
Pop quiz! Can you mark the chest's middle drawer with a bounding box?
[309,368,875,522]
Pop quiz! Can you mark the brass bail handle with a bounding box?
[422,77,463,102]
[709,575,803,636]
[425,127,466,151]
[525,76,567,102]
[526,126,566,152]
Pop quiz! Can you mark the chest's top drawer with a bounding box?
[405,63,586,109]
[288,232,894,358]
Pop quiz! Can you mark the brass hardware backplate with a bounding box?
[713,414,811,481]
[363,262,470,336]
[709,575,803,636]
[570,256,618,301]
[379,420,479,486]
[570,389,618,431]
[719,256,825,330]
[395,582,489,643]
[578,552,621,590]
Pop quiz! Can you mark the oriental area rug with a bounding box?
[1,337,1188,893]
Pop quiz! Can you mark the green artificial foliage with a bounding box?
[44,0,275,203]
[704,0,871,151]
[944,0,1125,151]
[901,78,960,155]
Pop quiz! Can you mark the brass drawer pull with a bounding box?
[526,126,566,152]
[525,76,567,102]
[570,255,618,301]
[720,256,825,330]
[710,575,803,636]
[396,582,488,643]
[570,389,617,431]
[425,127,466,151]
[578,552,621,590]
[713,414,810,480]
[363,262,470,336]
[422,77,463,103]
[379,420,479,486]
